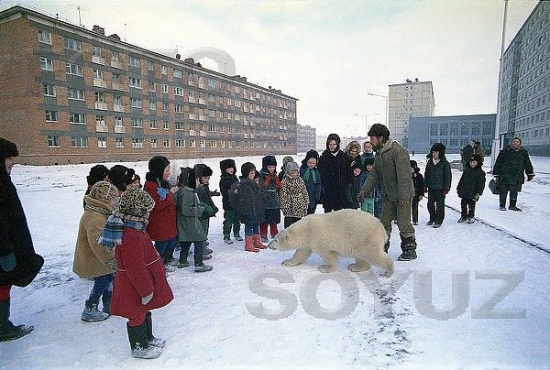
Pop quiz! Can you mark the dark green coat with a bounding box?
[175,187,207,242]
[493,146,534,192]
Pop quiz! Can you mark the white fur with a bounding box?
[268,209,393,276]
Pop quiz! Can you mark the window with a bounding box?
[208,140,216,148]
[112,73,121,84]
[129,77,142,88]
[163,102,169,112]
[174,70,182,78]
[98,137,107,148]
[93,69,104,80]
[40,57,53,71]
[471,122,481,136]
[208,124,215,132]
[176,122,184,130]
[128,56,140,68]
[149,100,156,110]
[66,63,83,76]
[430,124,438,136]
[92,46,101,57]
[114,116,123,126]
[95,92,105,103]
[150,120,157,129]
[150,138,158,148]
[43,84,55,97]
[38,30,52,44]
[148,61,155,71]
[162,84,168,94]
[208,78,215,88]
[175,139,185,147]
[115,138,124,148]
[190,139,196,148]
[70,137,88,147]
[68,88,85,100]
[47,136,59,147]
[64,37,82,51]
[114,95,123,106]
[130,98,142,108]
[45,110,57,122]
[149,82,156,92]
[175,104,183,113]
[163,120,170,130]
[163,139,170,147]
[174,86,184,96]
[439,123,448,136]
[131,118,143,127]
[161,65,168,75]
[111,51,120,62]
[96,115,105,125]
[132,138,144,148]
[69,112,85,124]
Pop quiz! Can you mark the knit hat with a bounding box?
[87,164,109,186]
[364,157,375,166]
[469,154,483,165]
[430,143,446,153]
[220,159,236,174]
[262,155,277,168]
[285,161,300,174]
[89,181,119,204]
[0,137,19,160]
[241,162,256,178]
[148,156,170,179]
[118,187,155,219]
[281,156,294,170]
[108,165,135,192]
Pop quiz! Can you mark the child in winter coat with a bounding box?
[230,162,266,253]
[300,149,322,215]
[73,181,119,322]
[278,156,294,182]
[219,159,242,244]
[194,164,218,258]
[175,168,213,272]
[349,161,365,209]
[280,161,309,228]
[360,157,384,217]
[83,164,109,208]
[259,155,281,243]
[457,154,486,223]
[98,188,174,359]
[424,143,452,228]
[410,160,425,225]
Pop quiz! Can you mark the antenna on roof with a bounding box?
[66,4,90,27]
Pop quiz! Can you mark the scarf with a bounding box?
[84,204,110,216]
[98,214,148,251]
[302,168,317,183]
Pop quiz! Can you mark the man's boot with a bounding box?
[398,237,417,261]
[0,299,33,342]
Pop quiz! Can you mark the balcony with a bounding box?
[199,130,206,137]
[198,98,206,105]
[113,104,124,112]
[111,60,122,69]
[244,133,249,139]
[93,78,107,88]
[114,126,126,134]
[198,115,206,121]
[92,55,105,65]
[189,130,197,136]
[112,82,123,91]
[95,102,108,110]
[96,124,108,133]
[189,114,196,120]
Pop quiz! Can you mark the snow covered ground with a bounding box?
[1,153,549,369]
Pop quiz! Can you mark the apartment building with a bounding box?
[296,124,316,153]
[388,79,435,148]
[498,1,550,155]
[0,6,298,165]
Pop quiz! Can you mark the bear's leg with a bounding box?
[317,251,338,273]
[348,259,371,272]
[282,248,312,267]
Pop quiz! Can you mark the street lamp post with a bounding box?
[354,112,379,136]
[367,92,389,127]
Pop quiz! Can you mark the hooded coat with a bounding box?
[318,135,350,210]
[457,158,486,200]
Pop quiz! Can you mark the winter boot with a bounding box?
[260,224,268,241]
[398,237,417,261]
[509,199,522,212]
[145,312,166,348]
[223,235,233,244]
[178,243,191,268]
[102,291,112,314]
[234,234,244,242]
[194,263,213,273]
[127,321,163,359]
[253,234,267,249]
[269,224,279,238]
[0,299,34,342]
[81,300,109,322]
[245,236,259,253]
[499,198,507,211]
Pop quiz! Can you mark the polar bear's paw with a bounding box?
[348,261,370,272]
[282,259,301,267]
[318,264,337,273]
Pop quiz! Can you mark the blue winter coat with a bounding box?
[300,165,322,213]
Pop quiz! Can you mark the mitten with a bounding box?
[141,292,153,305]
[157,187,169,200]
[527,174,535,181]
[0,252,16,272]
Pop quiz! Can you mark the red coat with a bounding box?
[110,227,174,319]
[143,180,177,241]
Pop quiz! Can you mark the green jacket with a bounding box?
[361,139,414,202]
[175,187,207,242]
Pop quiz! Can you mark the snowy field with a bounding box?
[1,153,549,369]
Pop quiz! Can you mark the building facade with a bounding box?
[388,79,435,148]
[0,6,298,165]
[498,1,550,156]
[296,124,316,153]
[408,114,496,155]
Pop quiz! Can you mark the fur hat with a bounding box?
[262,155,277,168]
[87,164,109,186]
[89,181,119,204]
[148,156,170,179]
[469,154,484,165]
[108,165,135,192]
[118,187,155,219]
[178,167,196,189]
[364,157,375,166]
[285,161,300,174]
[410,160,418,169]
[346,141,361,156]
[194,164,213,178]
[220,159,237,174]
[241,162,256,178]
[430,142,446,153]
[0,137,19,160]
[351,160,363,171]
[302,149,319,167]
[367,124,390,139]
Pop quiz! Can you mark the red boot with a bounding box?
[260,223,268,240]
[269,224,279,238]
[245,236,259,253]
[253,234,267,249]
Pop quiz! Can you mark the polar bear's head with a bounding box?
[268,228,296,251]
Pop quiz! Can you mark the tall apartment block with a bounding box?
[0,6,298,165]
[296,124,316,153]
[498,1,550,155]
[388,79,435,148]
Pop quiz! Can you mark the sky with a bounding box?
[1,153,549,368]
[0,0,541,136]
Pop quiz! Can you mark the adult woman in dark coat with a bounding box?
[317,134,350,213]
[492,137,535,211]
[0,138,44,341]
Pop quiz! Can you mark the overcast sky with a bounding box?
[1,0,540,136]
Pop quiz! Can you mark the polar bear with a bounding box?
[268,209,393,276]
